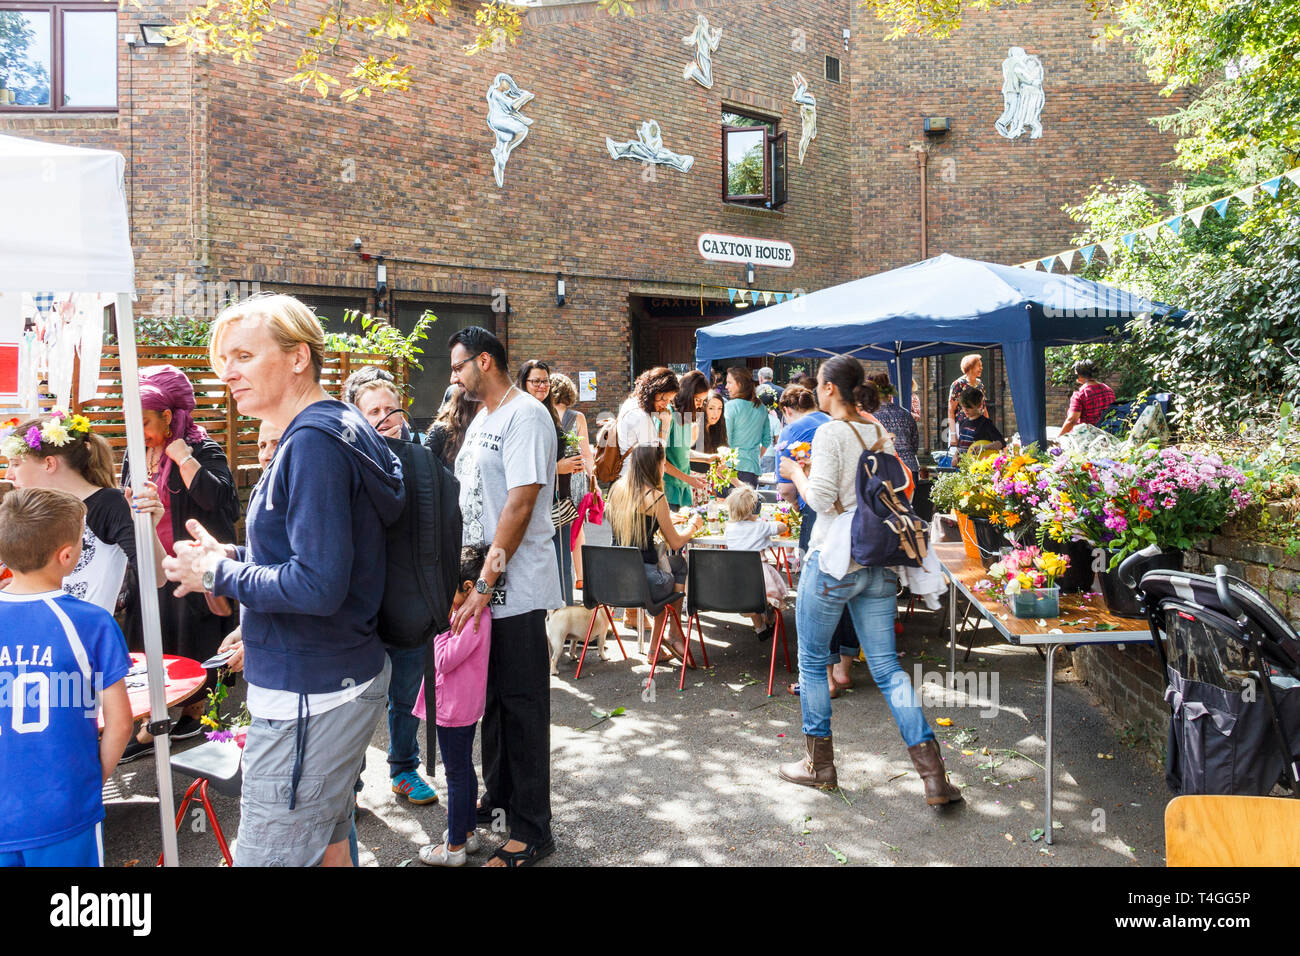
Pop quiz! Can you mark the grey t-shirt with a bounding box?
[456,388,562,619]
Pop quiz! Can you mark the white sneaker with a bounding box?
[443,828,481,854]
[419,842,466,867]
[922,592,944,611]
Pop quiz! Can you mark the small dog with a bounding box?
[546,606,610,675]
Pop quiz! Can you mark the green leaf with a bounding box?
[824,844,848,864]
[1029,828,1045,842]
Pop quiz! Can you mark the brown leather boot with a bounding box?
[779,735,838,789]
[908,739,963,805]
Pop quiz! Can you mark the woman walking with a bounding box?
[776,356,960,805]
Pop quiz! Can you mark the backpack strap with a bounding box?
[832,420,885,513]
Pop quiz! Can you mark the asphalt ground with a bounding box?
[102,549,1169,868]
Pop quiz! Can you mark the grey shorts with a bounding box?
[233,657,391,867]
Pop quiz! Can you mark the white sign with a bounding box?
[0,292,20,404]
[579,371,597,402]
[698,232,795,268]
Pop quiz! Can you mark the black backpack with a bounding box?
[379,436,462,648]
[841,423,928,568]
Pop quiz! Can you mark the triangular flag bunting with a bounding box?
[1141,224,1161,242]
[1261,176,1282,198]
[1080,244,1096,264]
[1099,239,1116,258]
[1286,169,1300,186]
[1040,255,1056,271]
[1188,206,1207,228]
[1164,216,1183,236]
[761,291,772,306]
[727,288,737,303]
[774,292,786,304]
[1061,249,1077,271]
[1212,197,1231,218]
[1121,233,1137,251]
[1234,186,1256,206]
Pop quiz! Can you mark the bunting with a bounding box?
[708,285,804,311]
[1013,167,1299,272]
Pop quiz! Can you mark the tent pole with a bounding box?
[116,292,180,868]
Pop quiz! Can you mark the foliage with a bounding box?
[856,0,1034,40]
[167,0,633,99]
[322,309,435,370]
[0,10,50,102]
[1044,342,1151,398]
[106,315,214,349]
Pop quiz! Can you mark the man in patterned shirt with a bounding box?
[1058,360,1116,437]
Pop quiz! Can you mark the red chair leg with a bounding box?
[601,604,630,661]
[197,779,233,867]
[574,605,604,679]
[687,612,709,668]
[767,622,780,696]
[780,549,793,587]
[668,608,693,666]
[778,611,792,672]
[157,777,204,866]
[645,610,669,688]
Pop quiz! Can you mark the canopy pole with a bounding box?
[116,292,179,868]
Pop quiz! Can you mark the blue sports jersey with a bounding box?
[0,589,131,852]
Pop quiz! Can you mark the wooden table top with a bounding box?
[690,534,798,550]
[933,541,1152,646]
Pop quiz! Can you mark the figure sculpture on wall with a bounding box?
[792,72,817,164]
[486,72,535,187]
[605,120,695,173]
[682,14,722,89]
[995,47,1045,140]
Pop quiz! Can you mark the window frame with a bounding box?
[0,1,118,114]
[720,110,788,210]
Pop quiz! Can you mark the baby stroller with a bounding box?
[1119,546,1300,797]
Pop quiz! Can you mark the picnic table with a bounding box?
[933,542,1152,845]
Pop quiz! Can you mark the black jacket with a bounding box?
[122,437,240,547]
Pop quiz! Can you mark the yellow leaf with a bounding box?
[935,717,953,727]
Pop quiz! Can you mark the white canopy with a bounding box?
[0,132,176,865]
[0,133,135,294]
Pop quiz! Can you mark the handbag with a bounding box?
[552,493,579,529]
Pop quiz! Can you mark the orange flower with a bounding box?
[1138,506,1152,521]
[1129,488,1141,503]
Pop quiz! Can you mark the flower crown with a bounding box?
[0,409,93,460]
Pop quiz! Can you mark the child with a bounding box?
[0,488,133,867]
[956,387,1005,455]
[415,546,491,867]
[723,486,789,640]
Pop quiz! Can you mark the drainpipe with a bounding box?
[917,147,929,260]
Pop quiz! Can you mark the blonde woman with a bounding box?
[607,443,703,664]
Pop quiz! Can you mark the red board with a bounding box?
[99,652,207,727]
[0,344,16,396]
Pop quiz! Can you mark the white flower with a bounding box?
[988,561,1005,579]
[1005,579,1022,595]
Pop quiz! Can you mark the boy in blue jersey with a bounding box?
[0,487,133,867]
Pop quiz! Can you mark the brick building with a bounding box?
[1,0,1182,434]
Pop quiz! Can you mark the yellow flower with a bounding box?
[1016,572,1034,588]
[69,414,92,434]
[199,715,220,729]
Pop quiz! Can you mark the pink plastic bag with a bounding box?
[571,490,605,550]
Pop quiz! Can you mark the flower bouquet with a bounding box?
[985,546,1069,618]
[787,441,812,468]
[987,445,1049,541]
[201,672,250,747]
[774,501,801,538]
[707,447,739,496]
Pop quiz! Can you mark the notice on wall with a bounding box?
[0,291,20,404]
[579,371,597,402]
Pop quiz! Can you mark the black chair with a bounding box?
[686,549,790,695]
[576,545,689,683]
[156,739,243,866]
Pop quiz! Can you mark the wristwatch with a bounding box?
[474,578,490,595]
[202,569,216,592]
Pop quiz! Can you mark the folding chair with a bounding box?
[576,546,683,682]
[157,739,243,866]
[686,549,790,696]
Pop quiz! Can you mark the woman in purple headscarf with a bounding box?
[118,364,242,760]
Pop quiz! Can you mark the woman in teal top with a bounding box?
[665,370,711,508]
[724,366,772,487]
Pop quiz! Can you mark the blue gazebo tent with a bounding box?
[694,254,1177,445]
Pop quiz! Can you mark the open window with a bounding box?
[0,3,117,112]
[721,111,787,209]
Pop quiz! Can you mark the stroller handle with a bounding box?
[1214,564,1246,621]
[1117,543,1164,590]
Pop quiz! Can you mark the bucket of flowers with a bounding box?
[201,672,250,748]
[986,546,1069,618]
[987,445,1048,544]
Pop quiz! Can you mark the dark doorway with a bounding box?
[393,299,496,433]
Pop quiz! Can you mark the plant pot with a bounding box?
[955,512,981,561]
[1097,549,1184,617]
[1047,538,1098,594]
[971,517,1007,569]
[1007,586,1060,619]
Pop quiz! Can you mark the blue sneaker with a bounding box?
[391,771,439,805]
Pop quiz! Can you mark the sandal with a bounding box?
[489,840,555,868]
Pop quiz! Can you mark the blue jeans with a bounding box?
[384,643,426,777]
[437,723,478,847]
[796,552,933,746]
[553,522,575,606]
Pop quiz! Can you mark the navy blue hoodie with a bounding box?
[213,400,405,695]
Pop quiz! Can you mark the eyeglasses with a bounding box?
[450,353,481,375]
[526,378,550,389]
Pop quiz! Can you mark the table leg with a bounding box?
[1045,642,1058,846]
[947,577,957,683]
